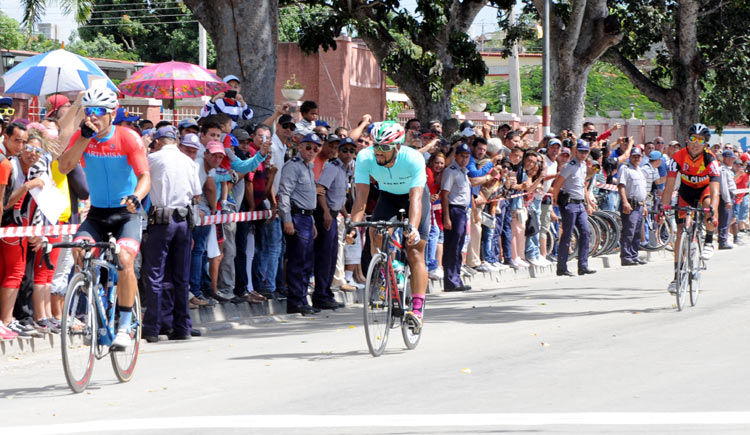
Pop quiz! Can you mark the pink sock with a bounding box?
[412,294,425,315]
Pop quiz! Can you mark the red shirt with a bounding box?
[736,172,749,203]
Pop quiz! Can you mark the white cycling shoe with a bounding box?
[667,280,678,295]
[701,244,714,260]
[111,328,132,350]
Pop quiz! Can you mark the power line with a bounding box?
[87,13,190,21]
[90,6,187,15]
[90,1,180,7]
[77,20,197,28]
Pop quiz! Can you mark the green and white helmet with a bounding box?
[370,120,405,145]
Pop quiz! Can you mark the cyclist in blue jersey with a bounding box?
[58,87,151,350]
[350,121,430,327]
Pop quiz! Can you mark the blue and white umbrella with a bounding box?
[0,49,118,96]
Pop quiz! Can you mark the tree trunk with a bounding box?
[184,0,278,121]
[551,61,591,134]
[668,78,701,145]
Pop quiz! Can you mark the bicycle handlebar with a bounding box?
[41,234,124,271]
[663,205,712,213]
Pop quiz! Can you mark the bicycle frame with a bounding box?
[75,249,121,352]
[373,226,407,319]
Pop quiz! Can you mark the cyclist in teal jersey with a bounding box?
[350,121,430,327]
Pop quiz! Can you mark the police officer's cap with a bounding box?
[302,133,322,145]
[456,143,472,154]
[339,137,356,148]
[576,139,590,151]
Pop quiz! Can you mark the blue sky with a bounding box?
[1,0,502,44]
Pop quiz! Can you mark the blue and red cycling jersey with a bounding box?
[68,126,150,208]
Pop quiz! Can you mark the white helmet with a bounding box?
[82,87,118,109]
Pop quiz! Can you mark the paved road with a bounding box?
[2,246,750,434]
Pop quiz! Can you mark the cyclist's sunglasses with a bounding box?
[374,142,396,152]
[281,122,296,131]
[688,135,707,145]
[84,107,112,117]
[24,144,44,155]
[0,107,15,116]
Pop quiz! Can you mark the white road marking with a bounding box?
[6,412,750,434]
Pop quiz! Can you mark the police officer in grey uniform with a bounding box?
[278,133,323,315]
[617,146,648,265]
[440,143,473,291]
[550,139,596,276]
[312,137,356,309]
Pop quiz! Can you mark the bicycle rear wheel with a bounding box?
[111,291,142,382]
[61,274,97,393]
[400,265,421,350]
[363,254,391,357]
[675,231,690,311]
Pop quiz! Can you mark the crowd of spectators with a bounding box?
[1,75,749,343]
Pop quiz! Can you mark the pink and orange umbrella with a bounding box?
[118,61,229,99]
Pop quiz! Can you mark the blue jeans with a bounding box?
[189,224,211,297]
[481,222,496,263]
[601,191,620,212]
[257,217,282,292]
[525,199,542,260]
[425,212,440,271]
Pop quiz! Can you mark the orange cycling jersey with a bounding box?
[667,148,720,189]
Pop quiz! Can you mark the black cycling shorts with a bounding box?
[676,185,710,224]
[74,207,142,254]
[371,186,431,241]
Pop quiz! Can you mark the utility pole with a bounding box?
[508,12,522,116]
[542,0,551,134]
[199,23,207,68]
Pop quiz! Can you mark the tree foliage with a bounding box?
[0,12,26,50]
[77,0,216,66]
[295,0,509,121]
[603,0,750,134]
[68,32,138,61]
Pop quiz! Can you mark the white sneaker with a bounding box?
[513,257,530,268]
[347,279,364,290]
[428,269,442,280]
[490,262,508,271]
[667,280,678,295]
[111,328,132,349]
[483,262,500,272]
[701,244,714,260]
[536,257,552,266]
[527,257,543,266]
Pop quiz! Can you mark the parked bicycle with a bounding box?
[41,234,141,393]
[350,213,421,357]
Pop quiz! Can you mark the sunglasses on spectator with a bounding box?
[374,142,396,152]
[339,147,356,154]
[0,108,15,116]
[84,107,112,117]
[24,144,45,155]
[304,144,321,151]
[655,141,664,144]
[281,122,295,131]
[689,135,707,145]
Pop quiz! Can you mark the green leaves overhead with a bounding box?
[297,0,487,107]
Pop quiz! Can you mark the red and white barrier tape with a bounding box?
[0,210,273,239]
[736,188,750,194]
[595,181,619,191]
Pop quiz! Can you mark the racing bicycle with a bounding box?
[351,213,422,357]
[41,234,141,393]
[665,206,708,310]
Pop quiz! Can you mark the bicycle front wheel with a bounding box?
[675,231,690,311]
[363,254,391,357]
[61,273,97,393]
[111,290,142,383]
